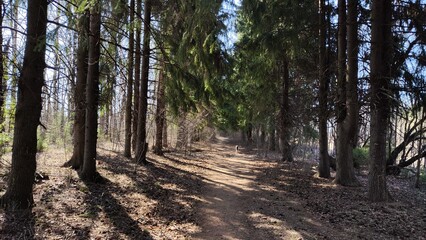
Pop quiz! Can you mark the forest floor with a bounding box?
[0,135,426,239]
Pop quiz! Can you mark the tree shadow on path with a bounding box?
[97,153,204,227]
[191,137,355,240]
[82,177,154,240]
[0,209,35,239]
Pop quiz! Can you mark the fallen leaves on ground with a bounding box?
[0,140,425,240]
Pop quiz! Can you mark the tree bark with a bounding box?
[132,0,142,151]
[335,0,360,186]
[268,119,276,151]
[136,0,152,164]
[318,0,330,178]
[154,58,166,155]
[0,0,5,128]
[368,0,393,202]
[0,0,48,209]
[415,110,423,188]
[335,0,347,182]
[280,58,293,162]
[247,122,253,144]
[162,116,168,148]
[64,10,89,169]
[124,0,135,158]
[260,125,266,149]
[81,4,101,181]
[176,112,187,149]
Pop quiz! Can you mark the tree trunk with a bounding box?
[335,0,347,179]
[104,101,110,138]
[318,0,330,178]
[247,122,253,144]
[335,0,360,186]
[124,0,135,158]
[176,112,187,150]
[280,58,293,162]
[268,119,276,151]
[154,58,166,155]
[9,0,18,110]
[132,0,142,152]
[163,116,168,148]
[0,0,48,209]
[81,4,101,181]
[0,0,5,128]
[136,0,152,164]
[368,0,393,202]
[260,125,266,149]
[64,10,89,169]
[415,110,423,188]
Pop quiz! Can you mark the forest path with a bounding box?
[192,136,347,240]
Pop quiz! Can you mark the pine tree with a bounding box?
[368,0,393,202]
[81,2,101,181]
[318,0,330,178]
[124,0,135,158]
[0,0,5,128]
[132,0,142,152]
[64,9,89,169]
[0,0,48,209]
[136,0,152,164]
[335,0,360,186]
[154,57,166,155]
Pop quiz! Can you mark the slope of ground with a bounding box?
[0,137,425,239]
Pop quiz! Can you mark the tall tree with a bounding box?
[335,0,360,186]
[280,58,293,162]
[154,57,166,155]
[81,2,101,181]
[124,0,135,158]
[136,0,152,164]
[368,0,393,202]
[0,0,4,127]
[64,9,89,169]
[234,1,317,161]
[0,0,48,208]
[132,0,141,151]
[318,0,330,178]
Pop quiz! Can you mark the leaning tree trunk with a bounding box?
[318,0,330,178]
[335,0,360,186]
[64,10,89,169]
[81,4,101,181]
[124,0,135,158]
[280,58,293,162]
[368,0,393,202]
[136,0,152,164]
[154,58,166,155]
[0,0,48,209]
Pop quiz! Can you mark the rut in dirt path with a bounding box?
[192,137,349,240]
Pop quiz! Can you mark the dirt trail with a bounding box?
[192,136,348,240]
[1,136,424,239]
